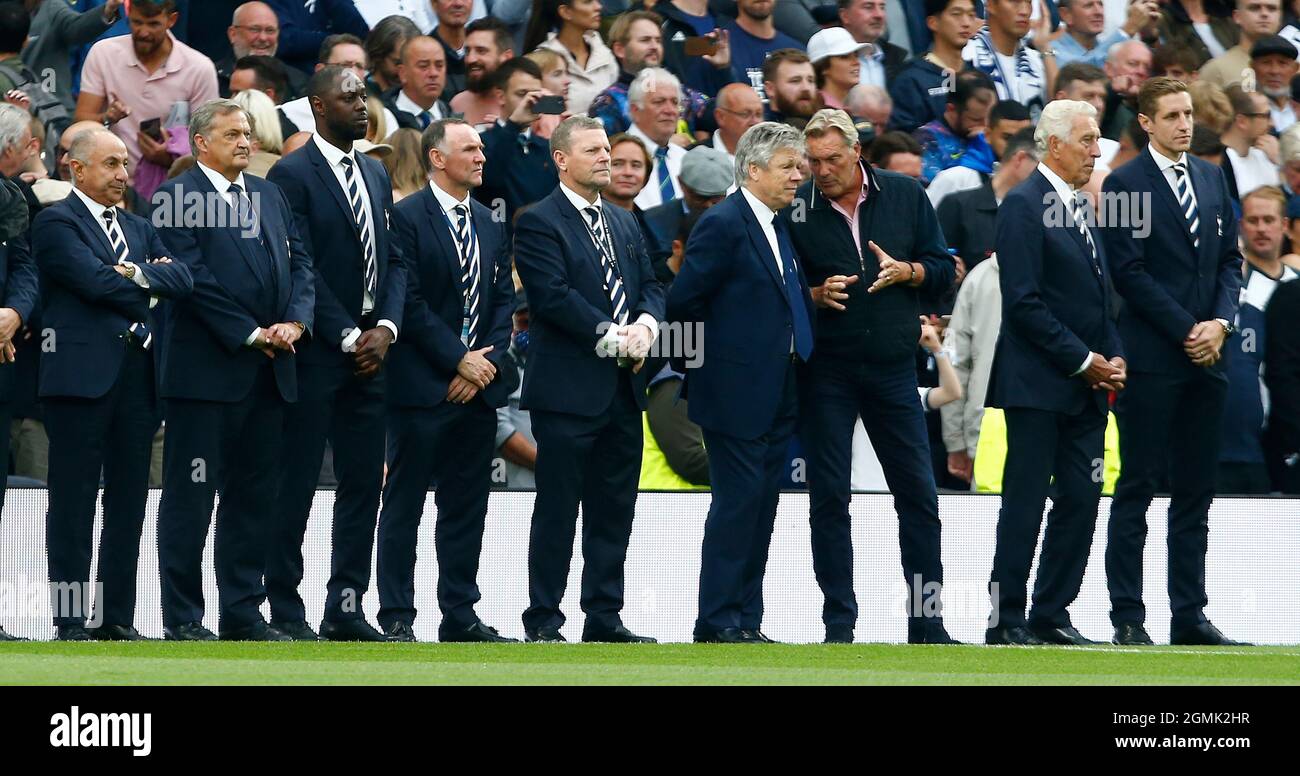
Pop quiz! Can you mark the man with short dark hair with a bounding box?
[229,55,302,141]
[838,0,907,89]
[926,97,1031,207]
[962,0,1056,120]
[763,48,818,125]
[266,67,408,642]
[475,57,559,227]
[363,14,420,96]
[449,17,516,127]
[912,71,995,185]
[280,34,400,135]
[1200,0,1283,88]
[888,0,978,133]
[727,0,804,90]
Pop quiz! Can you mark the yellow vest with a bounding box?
[638,413,708,491]
[973,408,1122,495]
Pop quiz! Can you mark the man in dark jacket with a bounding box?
[887,0,978,132]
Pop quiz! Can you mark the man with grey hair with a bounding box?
[985,99,1125,646]
[668,121,815,644]
[625,67,687,210]
[217,2,307,99]
[845,83,892,131]
[783,108,957,644]
[154,98,315,642]
[515,115,665,643]
[0,101,39,641]
[32,129,192,641]
[1101,38,1152,140]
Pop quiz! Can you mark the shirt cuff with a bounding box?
[127,264,150,289]
[378,319,399,342]
[148,296,158,309]
[246,327,262,346]
[341,327,362,353]
[1071,352,1093,376]
[597,322,623,357]
[634,313,659,344]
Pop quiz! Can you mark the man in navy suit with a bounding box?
[0,111,40,642]
[33,131,193,641]
[266,67,406,643]
[1100,77,1248,647]
[154,98,315,642]
[514,116,665,644]
[376,118,517,644]
[668,122,816,644]
[985,99,1126,646]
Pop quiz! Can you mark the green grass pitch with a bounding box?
[2,642,1298,685]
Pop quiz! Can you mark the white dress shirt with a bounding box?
[627,122,685,209]
[558,181,658,347]
[1147,143,1199,219]
[395,90,446,125]
[1036,162,1097,376]
[71,186,152,293]
[312,133,399,349]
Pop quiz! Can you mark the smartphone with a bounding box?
[535,95,566,115]
[683,36,719,57]
[140,117,163,142]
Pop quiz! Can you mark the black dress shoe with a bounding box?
[164,622,218,641]
[1170,621,1252,646]
[742,629,777,644]
[271,620,320,641]
[384,622,417,642]
[582,623,657,643]
[220,621,291,642]
[910,626,962,645]
[1113,622,1154,646]
[524,625,566,643]
[56,625,93,641]
[89,624,149,641]
[694,627,750,644]
[824,624,853,644]
[0,625,26,641]
[985,625,1046,645]
[1030,624,1096,645]
[441,621,519,643]
[319,619,385,642]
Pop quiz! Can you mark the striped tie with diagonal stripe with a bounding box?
[102,208,129,263]
[1172,162,1200,249]
[584,206,628,324]
[453,204,481,347]
[341,156,378,301]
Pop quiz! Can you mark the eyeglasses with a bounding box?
[1242,111,1272,118]
[717,107,762,121]
[232,25,279,36]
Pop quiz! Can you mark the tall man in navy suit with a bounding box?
[985,99,1127,646]
[266,67,406,643]
[154,98,315,642]
[514,116,665,644]
[376,118,517,644]
[0,105,40,642]
[1100,77,1248,647]
[668,122,817,644]
[34,131,193,641]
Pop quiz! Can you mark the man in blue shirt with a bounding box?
[1054,0,1158,69]
[726,0,803,92]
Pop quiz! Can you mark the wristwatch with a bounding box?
[1215,318,1234,336]
[121,261,136,280]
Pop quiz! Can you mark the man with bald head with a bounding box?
[1101,39,1153,141]
[384,36,452,130]
[711,83,763,164]
[32,129,193,641]
[266,66,408,642]
[217,2,307,99]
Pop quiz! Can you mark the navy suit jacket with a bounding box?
[0,232,38,403]
[387,185,514,408]
[513,186,666,417]
[153,166,315,403]
[1101,149,1242,377]
[985,169,1123,416]
[267,140,407,373]
[32,195,193,399]
[667,191,817,440]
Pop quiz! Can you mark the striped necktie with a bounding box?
[584,206,628,324]
[1072,193,1102,279]
[341,156,378,301]
[654,145,673,203]
[453,204,481,347]
[102,208,128,263]
[1172,162,1200,249]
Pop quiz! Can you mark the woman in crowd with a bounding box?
[524,0,617,114]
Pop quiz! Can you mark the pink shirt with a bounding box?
[450,90,503,130]
[827,166,871,254]
[80,33,219,185]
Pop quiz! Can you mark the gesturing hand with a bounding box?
[457,345,497,389]
[866,241,912,293]
[813,274,859,310]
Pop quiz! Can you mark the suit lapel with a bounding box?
[1142,151,1198,257]
[189,168,273,290]
[469,199,497,301]
[556,190,607,281]
[358,154,388,262]
[734,193,786,294]
[67,195,118,264]
[1187,158,1214,261]
[308,141,363,251]
[422,186,466,289]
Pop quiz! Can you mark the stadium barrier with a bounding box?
[0,490,1296,644]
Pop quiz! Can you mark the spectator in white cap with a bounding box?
[807,26,871,111]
